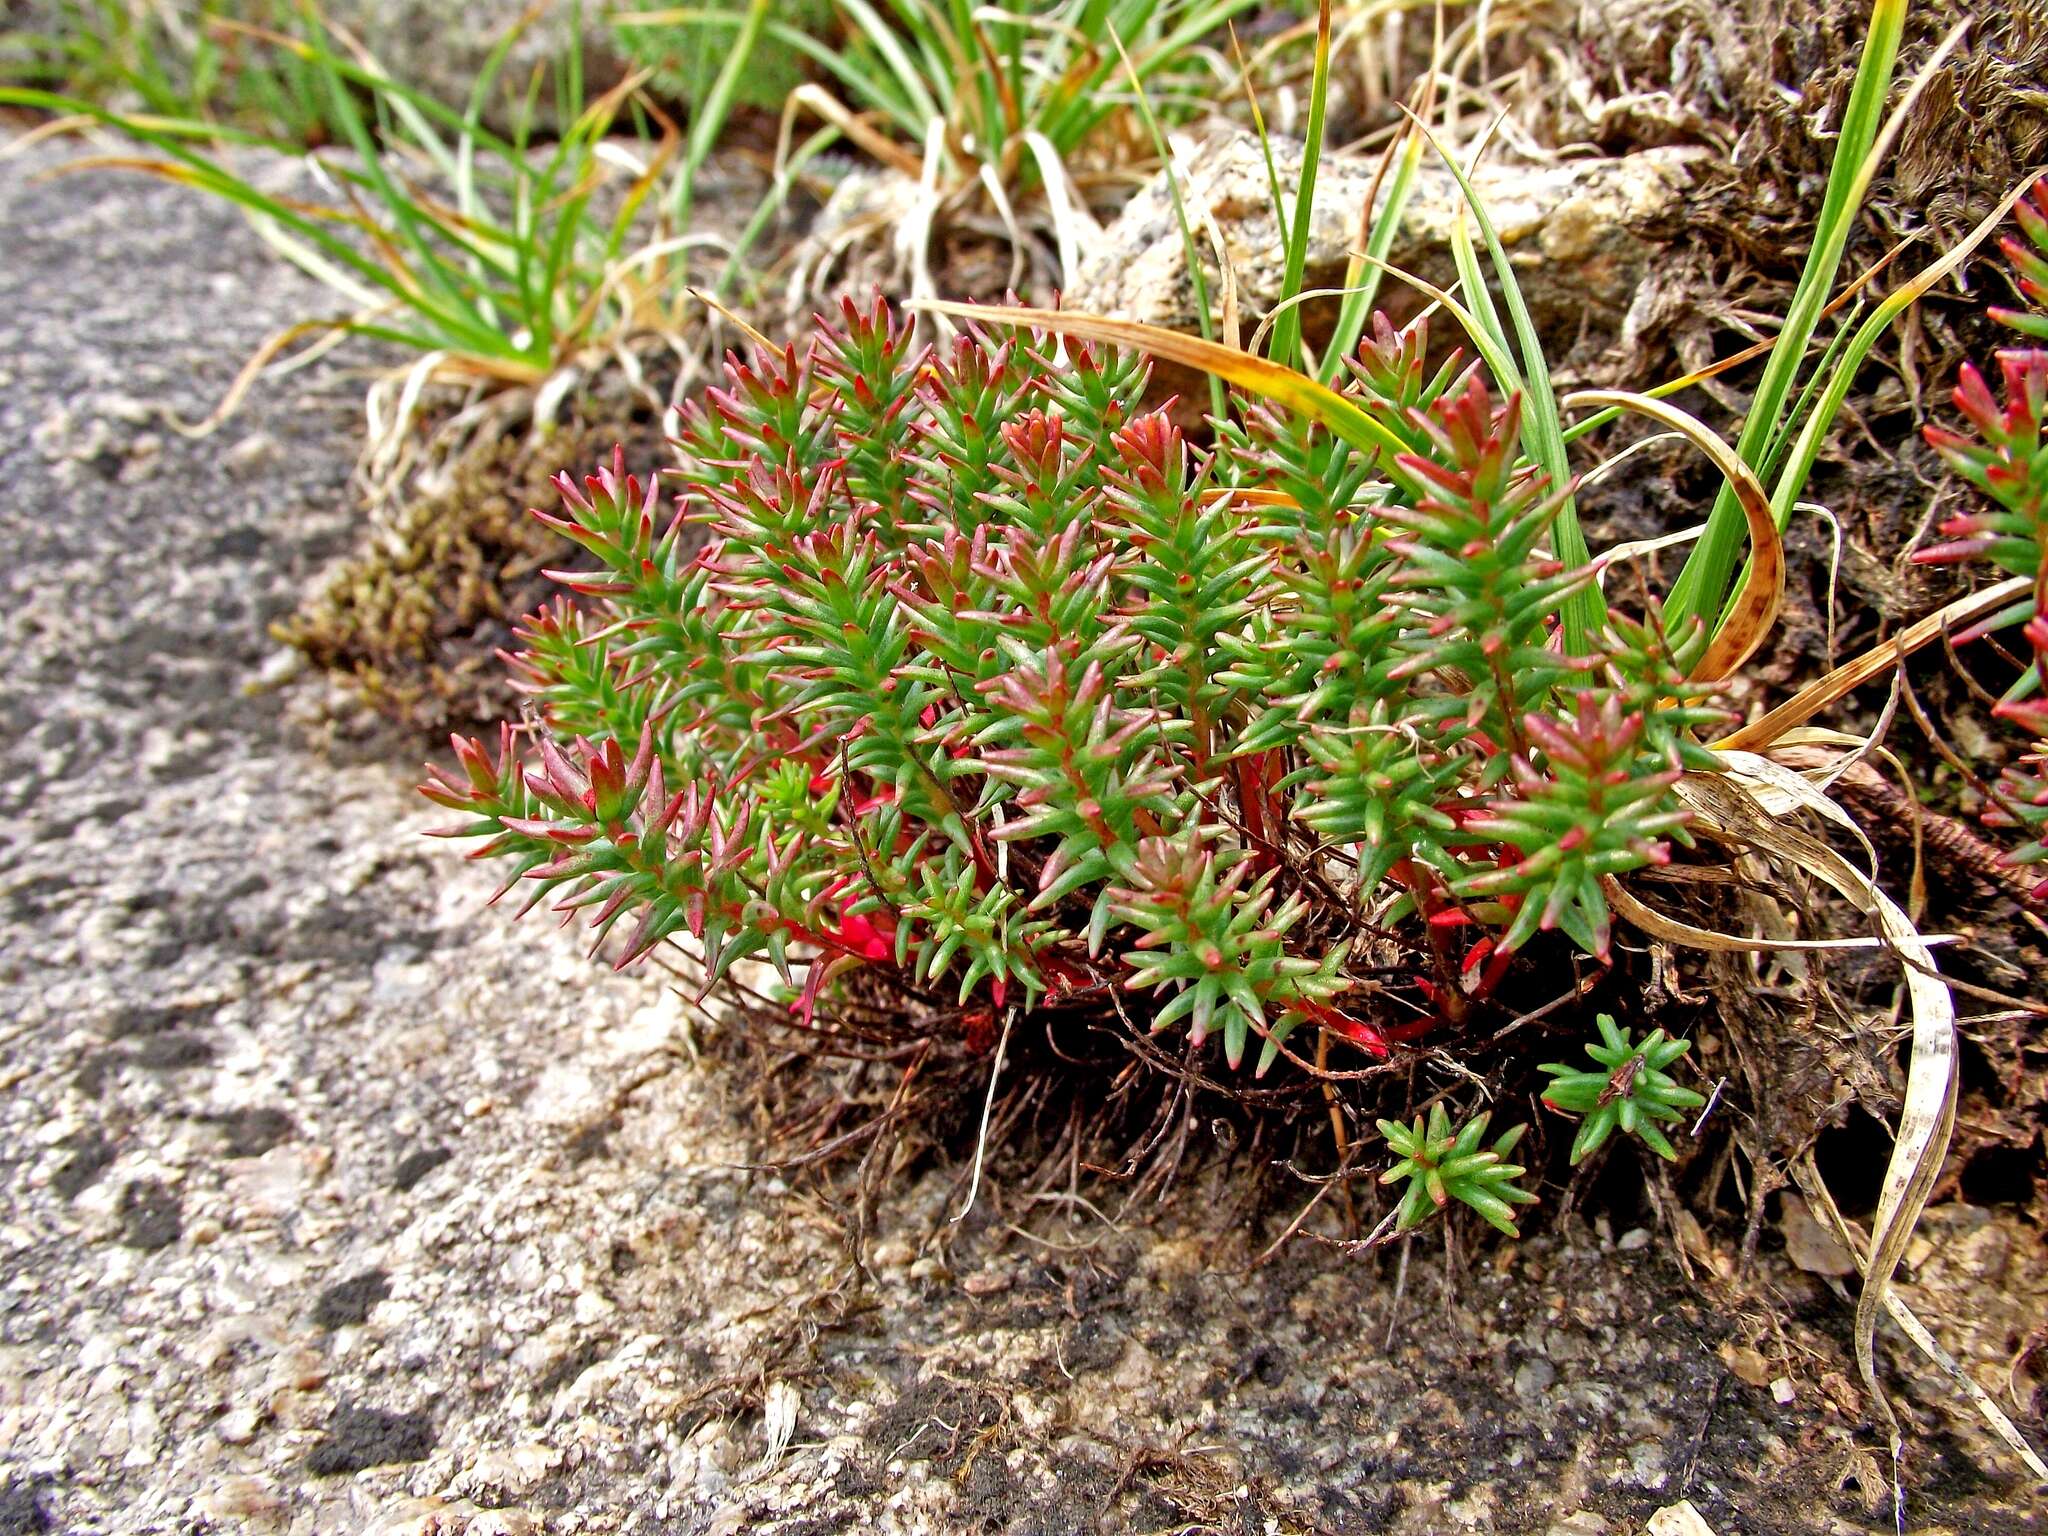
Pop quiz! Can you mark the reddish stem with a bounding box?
[1395,857,1467,1028]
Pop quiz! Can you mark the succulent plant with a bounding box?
[1376,1105,1538,1238]
[1539,1014,1705,1165]
[1918,348,2048,587]
[421,297,1719,1082]
[1984,743,2048,893]
[1915,176,2048,888]
[1990,175,2048,342]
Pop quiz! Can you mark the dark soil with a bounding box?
[113,1181,182,1252]
[389,1143,453,1191]
[311,1269,392,1330]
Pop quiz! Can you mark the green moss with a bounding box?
[277,411,674,733]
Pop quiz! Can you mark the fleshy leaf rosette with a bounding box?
[1377,1104,1538,1237]
[1539,1014,1705,1164]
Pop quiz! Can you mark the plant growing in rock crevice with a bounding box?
[422,295,1728,1176]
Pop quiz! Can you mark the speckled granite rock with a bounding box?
[0,139,2038,1536]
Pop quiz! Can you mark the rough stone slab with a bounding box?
[1068,132,1705,364]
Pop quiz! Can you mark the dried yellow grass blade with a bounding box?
[1676,767,1954,1467]
[1714,747,1876,870]
[1564,389,1780,681]
[167,318,354,438]
[783,82,924,179]
[46,155,359,228]
[1789,1155,2048,1484]
[1603,878,1941,954]
[1713,576,2032,752]
[1199,487,1300,511]
[687,287,779,355]
[912,300,1423,493]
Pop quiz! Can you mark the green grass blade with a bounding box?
[510,67,546,331]
[838,0,943,129]
[617,9,925,139]
[456,2,544,219]
[674,0,769,241]
[298,23,490,324]
[1348,251,1523,404]
[1755,308,1861,487]
[716,122,840,298]
[1321,114,1425,385]
[914,0,971,116]
[565,0,585,118]
[256,23,532,162]
[953,0,1004,153]
[1665,0,1905,637]
[1111,20,1226,420]
[310,159,531,289]
[1268,0,1330,371]
[1228,24,1292,283]
[1039,0,1259,154]
[1717,173,2045,631]
[1448,202,1511,378]
[1408,111,1600,648]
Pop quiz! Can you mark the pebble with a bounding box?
[870,1237,915,1272]
[197,1475,288,1523]
[224,431,279,477]
[1515,1357,1558,1401]
[455,1441,563,1500]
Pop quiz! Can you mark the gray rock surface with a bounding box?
[0,138,2036,1536]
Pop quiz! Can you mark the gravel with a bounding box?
[0,138,2038,1536]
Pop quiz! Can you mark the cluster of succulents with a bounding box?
[424,302,1715,1039]
[421,295,1735,1231]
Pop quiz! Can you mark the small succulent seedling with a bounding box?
[1377,1105,1538,1238]
[1539,1014,1705,1164]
